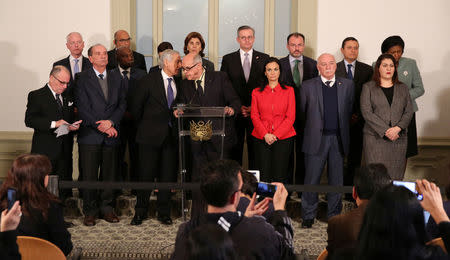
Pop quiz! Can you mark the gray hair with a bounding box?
[66,32,83,42]
[50,65,70,77]
[193,54,203,64]
[159,49,180,69]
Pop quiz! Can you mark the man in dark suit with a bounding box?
[53,32,92,92]
[300,53,354,228]
[25,65,81,200]
[148,41,173,74]
[110,47,146,187]
[75,44,126,226]
[107,30,147,72]
[128,49,182,226]
[335,37,373,194]
[327,164,391,259]
[220,25,269,168]
[175,53,241,218]
[279,32,318,190]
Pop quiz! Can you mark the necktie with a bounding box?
[99,74,104,80]
[167,78,174,108]
[243,53,250,82]
[122,70,129,92]
[55,93,63,115]
[347,64,353,80]
[74,59,79,75]
[325,81,332,87]
[196,80,203,96]
[293,59,301,87]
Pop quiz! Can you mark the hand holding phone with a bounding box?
[256,182,277,198]
[7,188,17,210]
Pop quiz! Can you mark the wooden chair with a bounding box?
[317,248,328,260]
[426,237,448,254]
[17,236,66,260]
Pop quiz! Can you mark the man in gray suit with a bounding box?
[300,53,354,228]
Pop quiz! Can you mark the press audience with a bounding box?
[0,154,73,255]
[237,171,275,219]
[0,201,21,260]
[355,179,450,259]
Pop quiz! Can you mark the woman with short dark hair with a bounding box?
[361,54,413,180]
[183,32,214,71]
[0,154,73,255]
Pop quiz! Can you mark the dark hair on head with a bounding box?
[157,41,173,53]
[287,32,305,43]
[237,25,255,37]
[200,160,242,207]
[259,57,287,92]
[87,43,104,57]
[184,32,206,57]
[0,154,59,220]
[241,171,257,197]
[381,35,404,54]
[372,53,399,86]
[356,185,429,259]
[341,37,358,49]
[354,164,391,200]
[186,224,238,260]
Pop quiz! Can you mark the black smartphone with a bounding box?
[393,180,423,200]
[256,182,277,197]
[7,187,17,210]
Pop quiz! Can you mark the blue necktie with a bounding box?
[347,64,353,80]
[74,59,79,75]
[167,78,174,108]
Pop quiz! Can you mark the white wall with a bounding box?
[0,0,111,131]
[316,0,450,138]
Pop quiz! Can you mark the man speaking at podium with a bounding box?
[174,53,241,217]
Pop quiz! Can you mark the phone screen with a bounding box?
[7,188,17,210]
[392,181,423,200]
[256,182,277,197]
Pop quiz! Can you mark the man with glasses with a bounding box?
[220,25,269,169]
[128,49,181,226]
[25,65,81,203]
[107,30,147,72]
[174,53,240,218]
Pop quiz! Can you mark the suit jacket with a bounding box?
[279,55,318,129]
[74,68,126,145]
[397,56,425,112]
[53,55,92,97]
[25,85,75,161]
[148,65,160,74]
[220,50,269,107]
[107,49,147,72]
[300,77,354,155]
[336,60,373,119]
[327,201,368,259]
[128,70,180,147]
[174,71,241,147]
[202,58,215,72]
[360,81,413,138]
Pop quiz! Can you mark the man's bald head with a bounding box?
[317,53,337,80]
[182,53,203,80]
[116,47,134,69]
[114,30,131,49]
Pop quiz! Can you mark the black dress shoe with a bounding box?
[130,215,144,225]
[157,215,173,225]
[301,219,314,228]
[64,221,74,228]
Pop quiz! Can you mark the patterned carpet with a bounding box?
[65,194,351,260]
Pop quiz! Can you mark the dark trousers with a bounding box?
[254,136,294,184]
[344,121,364,188]
[135,135,177,218]
[302,135,343,220]
[287,133,305,185]
[231,116,255,169]
[79,143,118,217]
[118,120,138,182]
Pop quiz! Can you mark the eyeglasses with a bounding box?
[182,62,199,72]
[53,75,70,86]
[118,38,131,43]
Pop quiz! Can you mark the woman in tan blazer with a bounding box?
[361,54,413,180]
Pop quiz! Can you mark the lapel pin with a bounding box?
[403,70,408,76]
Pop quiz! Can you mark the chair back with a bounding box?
[317,248,328,260]
[17,236,66,260]
[426,237,448,254]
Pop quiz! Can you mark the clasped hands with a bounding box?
[385,126,401,141]
[96,120,117,138]
[264,133,277,145]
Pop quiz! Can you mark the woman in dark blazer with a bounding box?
[251,57,296,183]
[183,32,214,71]
[361,54,413,180]
[0,154,73,255]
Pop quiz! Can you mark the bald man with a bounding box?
[107,30,147,72]
[300,53,354,228]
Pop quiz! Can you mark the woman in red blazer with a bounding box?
[251,57,296,183]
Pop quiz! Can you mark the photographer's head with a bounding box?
[200,160,243,212]
[240,171,258,198]
[353,163,391,203]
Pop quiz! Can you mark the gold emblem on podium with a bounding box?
[190,120,213,141]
